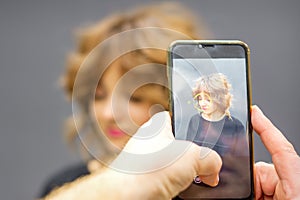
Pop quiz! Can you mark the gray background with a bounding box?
[0,0,299,199]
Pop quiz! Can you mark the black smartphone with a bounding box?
[168,40,254,199]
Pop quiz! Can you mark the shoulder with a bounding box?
[227,116,242,123]
[38,162,89,198]
[225,116,244,130]
[190,113,201,121]
[188,114,201,126]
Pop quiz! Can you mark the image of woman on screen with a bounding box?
[185,73,250,197]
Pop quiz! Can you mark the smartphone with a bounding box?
[168,40,254,199]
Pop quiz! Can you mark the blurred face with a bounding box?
[196,92,217,117]
[93,64,164,149]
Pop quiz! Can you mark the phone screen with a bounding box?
[169,40,254,199]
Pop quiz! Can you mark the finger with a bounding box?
[191,145,222,185]
[196,146,222,186]
[159,142,222,198]
[254,162,278,199]
[110,111,222,198]
[119,142,222,200]
[252,105,300,197]
[110,111,196,173]
[251,105,296,157]
[130,111,222,186]
[87,159,104,173]
[123,111,174,154]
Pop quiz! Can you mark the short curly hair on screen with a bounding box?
[193,73,233,118]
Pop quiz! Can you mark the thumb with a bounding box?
[123,111,174,154]
[155,142,222,199]
[109,111,178,173]
[108,111,222,199]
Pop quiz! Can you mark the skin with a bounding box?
[197,92,224,121]
[197,92,213,113]
[93,63,161,148]
[252,105,300,200]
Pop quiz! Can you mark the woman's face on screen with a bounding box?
[196,92,218,117]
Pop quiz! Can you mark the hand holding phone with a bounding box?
[168,40,254,199]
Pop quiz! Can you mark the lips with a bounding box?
[201,106,208,111]
[107,128,127,138]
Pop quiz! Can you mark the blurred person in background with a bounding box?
[39,2,213,199]
[39,2,300,200]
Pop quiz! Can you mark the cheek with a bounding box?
[128,103,151,126]
[93,101,109,116]
[199,100,207,106]
[92,103,107,126]
[207,102,213,108]
[210,103,218,111]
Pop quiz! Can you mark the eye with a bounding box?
[205,98,211,103]
[130,95,144,103]
[95,88,106,100]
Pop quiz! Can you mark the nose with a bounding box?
[199,99,205,106]
[102,98,115,120]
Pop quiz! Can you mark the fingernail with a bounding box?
[193,175,202,184]
[216,175,219,184]
[253,105,263,114]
